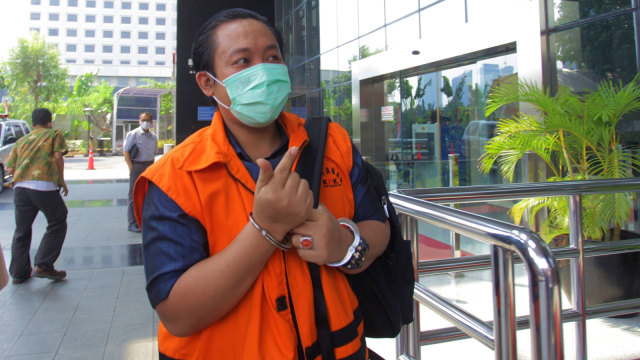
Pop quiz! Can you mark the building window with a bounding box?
[120,60,130,65]
[155,61,166,66]
[155,32,165,40]
[121,1,131,9]
[103,45,113,53]
[121,31,131,39]
[68,0,77,6]
[139,17,148,25]
[139,2,148,10]
[121,16,131,24]
[66,59,76,64]
[156,17,166,26]
[103,30,113,38]
[104,0,114,8]
[49,13,59,21]
[85,15,96,22]
[84,59,94,64]
[138,31,148,39]
[120,45,130,54]
[138,60,148,65]
[102,60,113,64]
[156,3,166,11]
[138,46,148,54]
[103,15,113,23]
[30,12,41,20]
[31,0,41,4]
[155,47,165,55]
[67,14,77,21]
[67,28,77,36]
[49,0,59,5]
[48,28,59,36]
[86,0,96,7]
[66,44,76,52]
[85,29,95,37]
[85,44,95,52]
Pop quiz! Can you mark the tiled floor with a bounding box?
[1,155,639,359]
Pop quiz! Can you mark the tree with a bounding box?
[139,78,175,115]
[2,32,69,119]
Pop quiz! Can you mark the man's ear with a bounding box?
[195,71,216,97]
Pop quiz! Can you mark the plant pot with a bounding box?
[557,230,640,317]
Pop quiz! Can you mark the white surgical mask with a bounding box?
[141,121,151,130]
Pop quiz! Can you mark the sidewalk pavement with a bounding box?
[0,154,158,360]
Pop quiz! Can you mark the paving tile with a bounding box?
[23,313,74,335]
[4,353,55,360]
[57,327,109,354]
[53,347,105,360]
[106,323,154,345]
[103,341,153,360]
[7,332,64,357]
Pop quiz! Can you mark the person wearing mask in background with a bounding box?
[6,108,68,284]
[133,8,390,360]
[123,112,157,233]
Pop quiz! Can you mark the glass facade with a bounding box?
[275,0,640,191]
[275,0,521,190]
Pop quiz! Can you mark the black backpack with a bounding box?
[297,116,414,340]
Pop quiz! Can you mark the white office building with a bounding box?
[27,0,177,89]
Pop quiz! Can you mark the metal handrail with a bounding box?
[391,192,563,360]
[391,177,640,360]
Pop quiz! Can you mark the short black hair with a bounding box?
[190,8,284,76]
[32,108,52,127]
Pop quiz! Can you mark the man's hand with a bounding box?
[60,182,69,196]
[252,146,313,241]
[288,204,353,265]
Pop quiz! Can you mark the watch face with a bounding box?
[344,237,370,270]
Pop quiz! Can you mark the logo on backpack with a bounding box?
[322,166,343,188]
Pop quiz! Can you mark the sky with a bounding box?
[0,1,30,62]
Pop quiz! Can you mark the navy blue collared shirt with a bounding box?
[142,122,386,308]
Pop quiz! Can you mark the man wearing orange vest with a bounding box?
[134,8,390,360]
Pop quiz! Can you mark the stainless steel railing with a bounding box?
[390,177,640,360]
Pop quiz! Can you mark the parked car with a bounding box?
[0,116,32,192]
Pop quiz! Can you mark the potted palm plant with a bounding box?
[479,76,640,307]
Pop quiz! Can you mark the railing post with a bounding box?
[449,153,461,259]
[397,213,420,360]
[492,246,517,359]
[568,195,586,360]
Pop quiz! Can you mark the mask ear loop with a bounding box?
[205,71,231,109]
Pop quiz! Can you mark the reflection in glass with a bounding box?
[386,13,420,51]
[421,1,465,40]
[307,0,320,58]
[336,0,358,46]
[319,0,337,53]
[320,48,339,87]
[385,0,419,24]
[337,40,359,77]
[359,29,386,59]
[547,0,631,27]
[284,16,294,69]
[550,13,636,86]
[358,0,384,36]
[293,5,306,66]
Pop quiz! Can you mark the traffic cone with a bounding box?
[87,146,95,170]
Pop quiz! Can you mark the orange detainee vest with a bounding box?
[133,112,365,360]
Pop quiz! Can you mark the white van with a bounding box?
[0,117,32,192]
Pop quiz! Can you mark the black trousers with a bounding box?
[10,187,68,279]
[128,161,153,228]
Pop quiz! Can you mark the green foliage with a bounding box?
[2,32,70,119]
[139,78,175,115]
[480,76,640,242]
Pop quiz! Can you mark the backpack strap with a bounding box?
[298,116,330,207]
[297,116,335,360]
